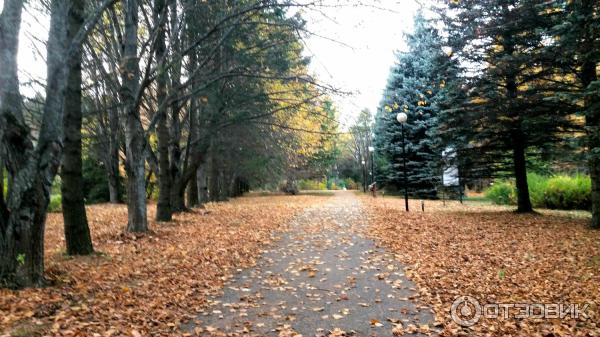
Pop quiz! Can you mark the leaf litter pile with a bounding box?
[362,196,599,336]
[1,195,326,336]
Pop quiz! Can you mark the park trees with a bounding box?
[350,109,374,192]
[0,0,113,286]
[0,0,337,287]
[0,1,348,291]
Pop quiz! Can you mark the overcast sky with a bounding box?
[301,0,422,127]
[6,0,421,128]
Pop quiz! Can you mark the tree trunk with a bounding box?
[198,165,209,203]
[120,0,148,233]
[1,0,75,287]
[504,34,533,213]
[0,0,26,286]
[61,0,93,255]
[186,170,199,208]
[154,0,172,222]
[107,162,121,203]
[107,106,121,204]
[582,59,599,228]
[512,128,533,213]
[589,124,600,228]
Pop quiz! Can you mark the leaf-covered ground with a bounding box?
[188,191,436,337]
[1,194,327,337]
[2,193,598,337]
[362,196,599,336]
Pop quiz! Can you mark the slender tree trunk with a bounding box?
[504,35,533,213]
[107,107,121,204]
[198,165,208,203]
[61,0,93,255]
[186,170,199,207]
[120,0,147,233]
[170,182,186,212]
[582,61,599,228]
[208,150,219,202]
[589,114,600,229]
[107,161,121,203]
[154,0,172,221]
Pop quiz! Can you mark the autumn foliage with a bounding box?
[364,196,599,336]
[1,195,326,336]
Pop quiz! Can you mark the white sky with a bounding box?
[301,0,422,128]
[5,0,422,127]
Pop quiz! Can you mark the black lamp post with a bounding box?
[361,159,366,192]
[368,146,375,186]
[396,112,409,212]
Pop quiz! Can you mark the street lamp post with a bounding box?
[396,112,409,212]
[361,159,366,192]
[368,146,375,186]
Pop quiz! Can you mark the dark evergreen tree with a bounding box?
[545,0,600,227]
[439,0,573,212]
[374,11,445,198]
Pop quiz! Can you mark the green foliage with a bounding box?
[48,194,62,213]
[298,178,350,190]
[51,176,61,195]
[298,179,327,191]
[82,156,111,204]
[485,181,515,205]
[526,173,549,208]
[342,178,358,190]
[544,175,591,210]
[484,174,591,210]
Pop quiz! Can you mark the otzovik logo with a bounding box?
[450,296,482,326]
[450,296,591,327]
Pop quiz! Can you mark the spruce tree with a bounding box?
[374,11,445,198]
[546,0,600,227]
[439,0,572,212]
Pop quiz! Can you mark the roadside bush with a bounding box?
[544,175,591,210]
[485,180,515,205]
[343,178,358,190]
[527,173,548,208]
[298,179,327,190]
[484,174,591,210]
[48,194,62,212]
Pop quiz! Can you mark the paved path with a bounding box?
[187,191,436,336]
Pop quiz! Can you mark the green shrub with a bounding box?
[298,179,328,190]
[343,178,358,190]
[544,175,591,210]
[527,173,548,208]
[485,180,515,205]
[484,174,591,210]
[48,194,62,212]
